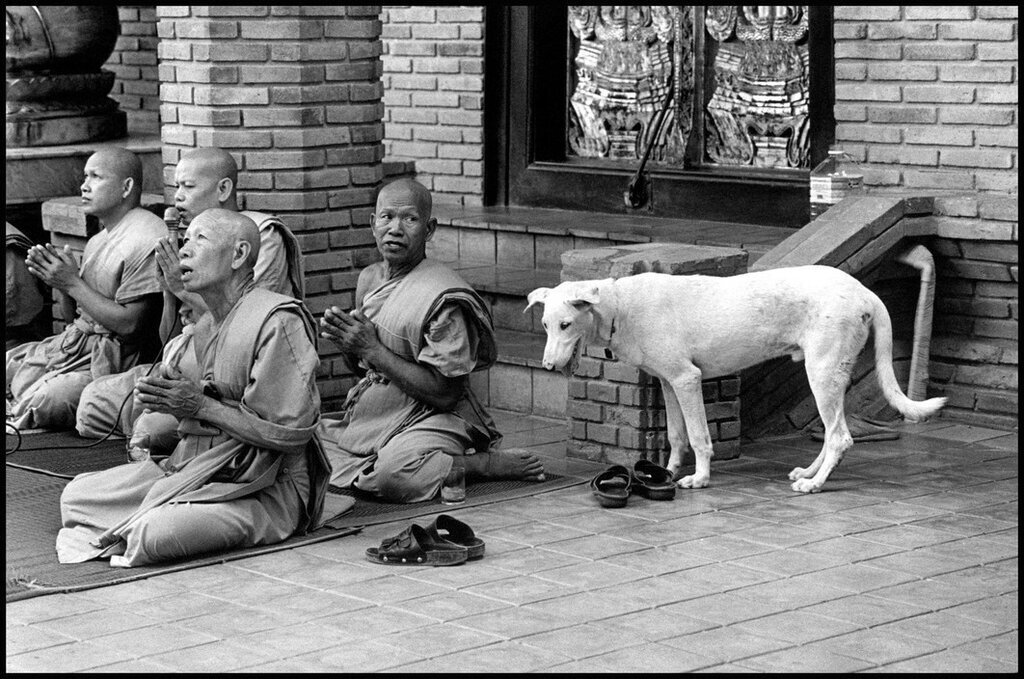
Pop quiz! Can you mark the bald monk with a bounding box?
[58,209,330,567]
[76,146,304,444]
[6,148,164,429]
[318,179,545,503]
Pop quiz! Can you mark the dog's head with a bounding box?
[524,281,602,375]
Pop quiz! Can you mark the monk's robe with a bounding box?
[5,223,46,350]
[57,287,331,567]
[81,211,306,441]
[320,258,500,503]
[6,208,165,429]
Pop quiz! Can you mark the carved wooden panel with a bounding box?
[704,5,810,169]
[567,6,693,166]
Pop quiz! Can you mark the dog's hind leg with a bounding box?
[665,368,715,489]
[791,350,856,493]
[660,377,689,479]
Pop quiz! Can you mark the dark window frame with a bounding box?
[484,5,835,227]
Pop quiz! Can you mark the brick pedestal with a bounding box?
[560,243,748,467]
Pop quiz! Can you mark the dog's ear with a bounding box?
[568,283,600,309]
[524,287,551,313]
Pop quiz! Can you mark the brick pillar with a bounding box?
[560,243,748,467]
[156,6,384,409]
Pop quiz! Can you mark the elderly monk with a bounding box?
[319,179,545,503]
[57,209,330,567]
[6,149,164,429]
[5,222,47,350]
[75,146,305,446]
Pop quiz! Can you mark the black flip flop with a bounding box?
[428,514,485,560]
[591,465,632,508]
[632,459,676,500]
[365,523,469,566]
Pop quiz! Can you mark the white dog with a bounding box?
[526,265,946,493]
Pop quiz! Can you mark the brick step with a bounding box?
[454,263,559,334]
[473,327,566,419]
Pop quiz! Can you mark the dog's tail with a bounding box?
[869,293,947,421]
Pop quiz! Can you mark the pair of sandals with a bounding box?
[591,460,676,508]
[366,514,485,567]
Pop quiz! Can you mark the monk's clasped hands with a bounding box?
[25,243,81,291]
[135,364,203,419]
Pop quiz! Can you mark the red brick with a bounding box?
[866,63,938,81]
[904,43,975,60]
[835,7,901,20]
[835,43,902,60]
[939,21,1016,41]
[941,64,1015,83]
[867,106,937,124]
[904,127,974,146]
[903,85,976,104]
[941,149,1015,170]
[905,6,974,20]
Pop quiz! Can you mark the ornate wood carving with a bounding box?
[704,5,810,169]
[567,6,693,165]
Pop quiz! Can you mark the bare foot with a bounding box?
[464,449,545,482]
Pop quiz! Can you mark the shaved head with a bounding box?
[378,178,433,221]
[91,147,144,200]
[193,208,260,267]
[180,147,238,184]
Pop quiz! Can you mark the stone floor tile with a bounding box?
[6,624,76,656]
[82,657,179,673]
[388,590,511,622]
[4,593,106,625]
[910,511,1016,538]
[228,621,355,660]
[734,643,875,673]
[75,577,185,607]
[794,510,894,536]
[730,520,838,549]
[561,641,711,673]
[943,593,1019,628]
[32,607,162,641]
[603,544,710,576]
[868,578,989,611]
[315,605,438,642]
[798,562,916,594]
[294,638,426,672]
[379,622,505,659]
[728,546,850,577]
[930,565,1019,603]
[328,574,452,605]
[800,594,929,628]
[480,520,591,547]
[6,640,137,673]
[543,533,653,560]
[963,500,1019,524]
[487,546,587,575]
[861,547,978,578]
[251,587,374,620]
[396,639,569,673]
[84,622,219,659]
[730,572,856,608]
[981,432,1018,451]
[852,523,960,549]
[129,591,254,623]
[956,630,1018,665]
[660,592,789,626]
[875,610,1010,648]
[840,500,950,525]
[453,605,573,639]
[544,507,656,534]
[462,573,580,606]
[522,589,650,625]
[532,559,647,589]
[810,627,945,665]
[872,647,1018,673]
[605,515,720,547]
[917,423,1013,443]
[518,622,645,660]
[795,535,905,562]
[180,604,303,639]
[660,626,793,664]
[693,662,760,672]
[732,609,861,645]
[402,561,522,588]
[591,608,719,642]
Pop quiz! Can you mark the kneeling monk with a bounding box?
[57,209,329,567]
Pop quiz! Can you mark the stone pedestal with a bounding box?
[560,242,749,467]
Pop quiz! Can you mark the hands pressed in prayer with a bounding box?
[135,364,204,419]
[320,306,381,361]
[25,243,81,292]
[154,237,185,296]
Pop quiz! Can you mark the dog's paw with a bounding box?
[677,474,710,489]
[788,467,812,481]
[791,478,822,494]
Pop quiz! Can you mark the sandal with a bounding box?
[365,523,469,566]
[591,465,632,508]
[428,514,485,560]
[632,460,676,501]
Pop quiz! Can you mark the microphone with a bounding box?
[164,206,181,247]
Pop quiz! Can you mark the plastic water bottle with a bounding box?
[809,146,864,219]
[127,433,151,463]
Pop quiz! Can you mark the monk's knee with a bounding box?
[372,448,449,503]
[26,374,91,429]
[128,504,246,565]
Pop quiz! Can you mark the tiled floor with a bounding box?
[6,411,1018,673]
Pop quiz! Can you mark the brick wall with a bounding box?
[380,5,485,207]
[156,6,386,410]
[834,6,1018,193]
[105,6,162,136]
[928,195,1018,430]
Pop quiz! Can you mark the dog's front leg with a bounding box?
[660,378,689,479]
[666,370,714,489]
